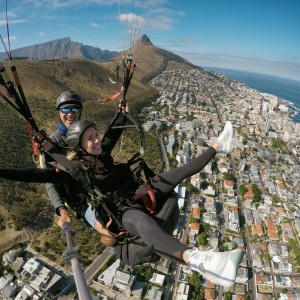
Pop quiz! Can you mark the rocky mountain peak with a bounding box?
[138,34,153,45]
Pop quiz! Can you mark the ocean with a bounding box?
[205,67,300,123]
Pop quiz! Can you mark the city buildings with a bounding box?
[2,67,300,299]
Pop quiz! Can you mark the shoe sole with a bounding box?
[225,125,233,154]
[197,249,244,287]
[223,121,233,154]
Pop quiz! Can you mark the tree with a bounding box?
[190,216,198,223]
[187,112,196,121]
[239,184,247,196]
[136,265,153,281]
[186,273,203,300]
[222,172,234,180]
[252,184,261,202]
[262,253,271,261]
[198,232,208,246]
[200,180,209,190]
[169,160,178,169]
[186,182,197,192]
[224,291,232,300]
[271,138,287,151]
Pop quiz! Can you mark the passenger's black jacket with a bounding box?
[0,113,134,219]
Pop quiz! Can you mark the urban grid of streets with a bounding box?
[147,68,300,299]
[4,67,300,300]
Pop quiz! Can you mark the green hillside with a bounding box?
[0,58,160,253]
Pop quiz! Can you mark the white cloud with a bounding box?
[21,0,117,9]
[118,13,145,28]
[0,19,26,25]
[1,35,16,43]
[180,37,198,44]
[90,22,99,28]
[0,11,17,18]
[148,15,173,31]
[39,32,46,37]
[24,0,81,9]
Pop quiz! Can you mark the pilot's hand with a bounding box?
[58,207,71,228]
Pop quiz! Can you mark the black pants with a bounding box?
[0,146,216,262]
[123,147,216,262]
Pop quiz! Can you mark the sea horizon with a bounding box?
[204,67,300,123]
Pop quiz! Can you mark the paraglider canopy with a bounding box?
[116,0,154,53]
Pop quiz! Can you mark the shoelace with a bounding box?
[189,246,216,259]
[205,246,216,252]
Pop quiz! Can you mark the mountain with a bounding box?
[0,37,119,61]
[102,34,198,82]
[0,35,199,82]
[0,34,199,131]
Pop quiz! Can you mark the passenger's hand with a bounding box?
[58,208,71,228]
[94,221,117,247]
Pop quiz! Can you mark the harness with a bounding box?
[86,152,157,244]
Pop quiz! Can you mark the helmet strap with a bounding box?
[78,146,99,159]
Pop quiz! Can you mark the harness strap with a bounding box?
[132,184,157,214]
[105,217,125,237]
[99,91,122,103]
[24,120,40,163]
[128,152,156,181]
[146,184,156,211]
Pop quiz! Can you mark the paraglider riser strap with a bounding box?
[91,192,138,243]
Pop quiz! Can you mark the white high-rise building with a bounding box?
[269,98,279,111]
[295,123,300,136]
[239,158,246,172]
[265,119,271,133]
[283,131,290,142]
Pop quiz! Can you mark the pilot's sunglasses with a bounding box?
[60,107,81,114]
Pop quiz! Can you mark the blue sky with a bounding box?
[1,0,299,81]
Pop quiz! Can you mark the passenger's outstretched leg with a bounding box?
[122,209,187,263]
[127,121,244,287]
[135,121,234,198]
[122,208,244,288]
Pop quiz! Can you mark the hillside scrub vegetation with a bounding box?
[0,59,161,253]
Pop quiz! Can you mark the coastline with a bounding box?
[205,67,300,123]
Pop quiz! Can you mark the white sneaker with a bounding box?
[188,248,244,287]
[217,121,233,154]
